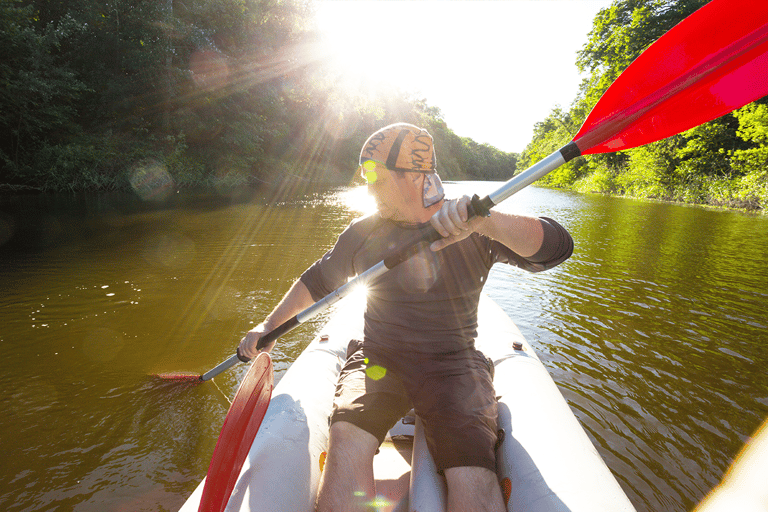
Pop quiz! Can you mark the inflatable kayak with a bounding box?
[180,293,636,511]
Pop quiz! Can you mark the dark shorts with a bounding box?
[330,339,498,473]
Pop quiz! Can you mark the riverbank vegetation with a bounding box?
[0,0,515,196]
[2,0,765,212]
[522,0,768,212]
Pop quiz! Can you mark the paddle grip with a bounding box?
[234,317,300,362]
[560,141,582,163]
[255,316,300,352]
[469,194,494,218]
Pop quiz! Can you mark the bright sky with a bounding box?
[314,0,614,154]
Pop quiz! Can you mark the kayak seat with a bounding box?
[387,409,416,441]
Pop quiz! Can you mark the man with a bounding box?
[239,123,573,512]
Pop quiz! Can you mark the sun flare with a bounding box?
[338,186,378,216]
[314,1,426,96]
[313,0,615,153]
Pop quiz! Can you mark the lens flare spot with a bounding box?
[367,495,393,509]
[364,170,378,184]
[319,451,327,472]
[190,50,230,90]
[130,160,174,202]
[142,233,196,269]
[365,364,387,381]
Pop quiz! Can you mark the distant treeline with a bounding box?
[522,0,767,211]
[0,0,516,194]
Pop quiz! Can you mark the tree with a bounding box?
[521,0,768,210]
[0,1,89,181]
[730,101,768,209]
[0,0,519,191]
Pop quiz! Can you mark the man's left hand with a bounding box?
[429,195,485,251]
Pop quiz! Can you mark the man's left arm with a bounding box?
[429,196,572,265]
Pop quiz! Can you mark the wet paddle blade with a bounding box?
[574,0,768,155]
[198,352,273,512]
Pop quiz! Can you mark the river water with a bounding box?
[0,183,766,512]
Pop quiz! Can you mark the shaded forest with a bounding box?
[522,0,767,211]
[0,0,516,195]
[3,0,765,212]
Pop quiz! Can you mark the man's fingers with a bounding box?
[238,339,254,360]
[430,209,451,237]
[238,330,264,359]
[453,196,470,224]
[429,197,479,252]
[446,201,464,234]
[431,198,470,238]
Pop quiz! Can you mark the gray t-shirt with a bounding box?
[301,214,572,355]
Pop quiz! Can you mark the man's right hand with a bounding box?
[235,280,314,361]
[238,323,275,360]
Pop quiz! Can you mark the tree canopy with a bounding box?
[4,0,764,211]
[521,0,767,211]
[0,0,517,194]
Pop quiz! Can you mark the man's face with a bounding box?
[362,162,423,223]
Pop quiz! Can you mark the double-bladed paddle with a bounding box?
[182,0,768,385]
[182,0,768,508]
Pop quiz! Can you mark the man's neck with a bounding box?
[407,199,443,224]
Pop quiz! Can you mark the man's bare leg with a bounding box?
[316,421,380,512]
[444,466,506,512]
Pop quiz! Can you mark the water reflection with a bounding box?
[0,186,766,512]
[506,193,768,511]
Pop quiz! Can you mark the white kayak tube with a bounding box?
[180,293,636,512]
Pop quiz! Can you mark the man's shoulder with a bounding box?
[349,213,381,228]
[345,213,386,236]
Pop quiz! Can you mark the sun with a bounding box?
[313,1,426,97]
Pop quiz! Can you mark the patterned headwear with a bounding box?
[359,123,445,208]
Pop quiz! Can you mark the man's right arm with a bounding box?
[238,279,316,359]
[239,217,370,359]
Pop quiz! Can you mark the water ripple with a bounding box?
[1,187,767,512]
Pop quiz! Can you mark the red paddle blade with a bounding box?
[198,353,273,512]
[574,0,768,155]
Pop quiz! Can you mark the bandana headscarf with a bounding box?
[359,123,445,208]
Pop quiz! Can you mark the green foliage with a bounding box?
[619,138,681,198]
[729,104,768,210]
[573,160,616,194]
[439,134,517,181]
[734,103,768,145]
[522,0,768,212]
[0,0,517,192]
[519,106,587,188]
[0,0,90,178]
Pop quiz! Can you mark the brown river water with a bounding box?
[0,182,766,512]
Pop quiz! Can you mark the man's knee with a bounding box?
[444,466,505,512]
[328,421,379,454]
[316,422,380,512]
